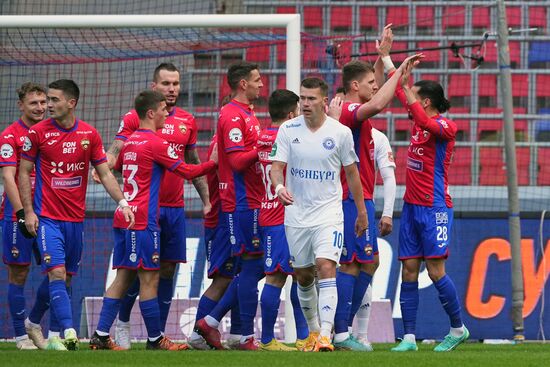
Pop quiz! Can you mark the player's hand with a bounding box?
[203,201,212,216]
[399,53,424,86]
[276,186,294,206]
[91,167,102,183]
[24,211,39,238]
[121,206,135,229]
[354,212,368,237]
[378,216,393,236]
[16,209,35,238]
[327,95,343,120]
[376,23,393,57]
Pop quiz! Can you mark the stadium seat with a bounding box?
[395,119,411,141]
[442,6,466,34]
[359,7,378,33]
[528,42,550,66]
[303,41,326,68]
[472,6,491,32]
[418,73,440,82]
[415,6,435,33]
[303,6,323,32]
[276,6,296,14]
[511,74,529,97]
[330,6,353,34]
[536,75,550,110]
[528,6,547,30]
[448,74,471,106]
[386,6,409,33]
[478,74,497,107]
[246,45,271,66]
[537,147,550,185]
[454,120,470,142]
[417,41,441,65]
[449,147,472,185]
[389,41,408,62]
[394,146,408,185]
[484,41,521,66]
[479,147,530,185]
[506,6,522,28]
[535,110,550,142]
[477,110,528,142]
[194,117,213,132]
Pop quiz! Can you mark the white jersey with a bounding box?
[372,127,396,174]
[270,115,358,227]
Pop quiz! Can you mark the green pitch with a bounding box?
[1,342,548,367]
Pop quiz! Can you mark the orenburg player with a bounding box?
[390,65,468,352]
[195,62,265,350]
[95,63,210,348]
[333,49,421,350]
[270,77,368,352]
[18,79,135,351]
[89,90,216,351]
[257,89,309,351]
[351,126,396,349]
[0,82,51,350]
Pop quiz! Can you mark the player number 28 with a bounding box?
[122,164,139,201]
[332,230,343,249]
[436,226,448,241]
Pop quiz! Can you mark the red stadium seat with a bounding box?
[276,6,296,14]
[416,6,435,30]
[442,6,466,33]
[194,117,213,132]
[506,6,522,28]
[472,6,491,31]
[529,6,547,29]
[303,6,323,31]
[395,119,411,141]
[247,45,271,65]
[511,74,529,97]
[537,147,550,185]
[479,147,530,185]
[386,6,409,30]
[537,75,550,97]
[303,41,326,68]
[477,114,528,142]
[394,146,408,185]
[359,7,378,33]
[449,147,472,185]
[448,74,471,98]
[484,41,521,66]
[417,41,441,64]
[454,120,470,141]
[419,73,440,82]
[330,6,353,33]
[389,41,408,62]
[478,74,497,97]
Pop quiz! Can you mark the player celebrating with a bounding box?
[89,90,216,351]
[390,65,468,352]
[18,79,135,351]
[195,62,265,350]
[96,63,210,348]
[270,77,368,352]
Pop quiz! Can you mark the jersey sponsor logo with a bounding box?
[1,143,14,158]
[261,200,280,209]
[167,145,179,159]
[45,132,60,139]
[439,120,449,129]
[124,151,137,162]
[47,140,57,145]
[219,182,228,190]
[348,103,360,112]
[228,128,243,143]
[178,124,187,134]
[50,161,64,173]
[50,161,85,173]
[322,137,336,150]
[162,123,175,135]
[289,167,336,182]
[117,120,124,133]
[170,143,185,153]
[51,176,82,189]
[231,117,240,122]
[62,141,77,154]
[407,157,423,172]
[258,151,270,161]
[22,137,32,152]
[3,134,14,139]
[409,146,424,156]
[80,138,90,150]
[435,211,449,225]
[292,138,300,144]
[285,123,301,128]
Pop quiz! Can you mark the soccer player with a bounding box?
[89,90,216,351]
[269,77,368,352]
[18,79,135,351]
[96,63,210,348]
[0,82,50,350]
[257,89,309,351]
[195,62,265,350]
[390,64,469,352]
[333,47,421,350]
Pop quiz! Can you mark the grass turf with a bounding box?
[1,342,549,367]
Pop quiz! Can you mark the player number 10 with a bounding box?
[332,230,343,249]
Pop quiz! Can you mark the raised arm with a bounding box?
[374,24,394,88]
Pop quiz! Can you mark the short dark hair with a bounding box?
[17,82,46,101]
[336,86,346,95]
[48,79,80,102]
[414,80,451,113]
[153,62,180,82]
[301,77,329,97]
[134,90,166,119]
[268,89,299,122]
[227,62,259,91]
[342,60,374,93]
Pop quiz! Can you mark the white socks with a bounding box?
[318,278,337,339]
[298,281,320,333]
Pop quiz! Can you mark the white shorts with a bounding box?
[285,223,344,268]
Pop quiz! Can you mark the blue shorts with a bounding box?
[2,220,35,266]
[399,202,453,260]
[113,228,160,271]
[222,209,263,257]
[340,199,378,264]
[205,224,235,278]
[37,217,83,275]
[159,206,186,263]
[261,224,294,275]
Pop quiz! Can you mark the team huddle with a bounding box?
[1,25,468,352]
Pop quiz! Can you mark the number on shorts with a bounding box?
[332,230,343,249]
[436,226,448,241]
[122,164,139,201]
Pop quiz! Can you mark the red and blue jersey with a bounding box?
[115,107,197,208]
[339,101,375,201]
[113,129,215,231]
[204,135,220,229]
[216,99,263,212]
[258,126,284,227]
[0,119,36,221]
[21,118,107,222]
[395,89,457,208]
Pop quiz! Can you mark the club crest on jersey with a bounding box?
[80,138,90,150]
[179,124,187,134]
[22,136,32,152]
[364,245,373,256]
[322,137,336,150]
[348,103,360,112]
[43,253,51,265]
[152,252,160,264]
[252,236,260,248]
[1,144,14,158]
[229,128,243,143]
[11,246,19,259]
[167,146,179,159]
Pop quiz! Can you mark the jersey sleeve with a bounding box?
[219,112,246,153]
[374,131,396,170]
[187,115,197,150]
[270,124,289,163]
[339,127,359,167]
[20,129,39,162]
[115,111,139,141]
[409,102,457,140]
[340,103,361,129]
[90,129,108,166]
[0,128,17,167]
